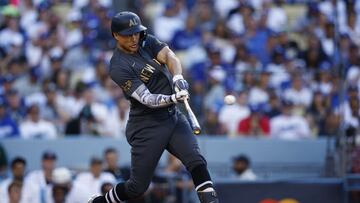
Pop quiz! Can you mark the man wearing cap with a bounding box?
[71,157,116,203]
[89,11,219,203]
[270,100,311,140]
[0,157,26,203]
[21,150,57,203]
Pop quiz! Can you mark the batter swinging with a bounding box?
[88,11,219,203]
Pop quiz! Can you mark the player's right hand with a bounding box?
[171,90,189,103]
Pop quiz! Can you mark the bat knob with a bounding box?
[194,129,201,135]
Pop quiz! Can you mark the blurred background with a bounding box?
[0,0,359,202]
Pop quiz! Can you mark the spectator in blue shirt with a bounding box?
[0,98,19,138]
[170,14,202,51]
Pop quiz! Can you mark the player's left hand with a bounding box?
[171,90,189,103]
[173,75,189,93]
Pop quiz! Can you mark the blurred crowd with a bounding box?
[0,149,205,203]
[0,0,359,140]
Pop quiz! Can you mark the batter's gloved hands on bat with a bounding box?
[173,75,189,93]
[171,90,189,103]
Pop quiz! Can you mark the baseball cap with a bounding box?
[233,154,250,165]
[42,150,57,160]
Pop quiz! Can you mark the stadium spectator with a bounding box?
[346,57,360,92]
[14,66,42,97]
[62,37,96,75]
[248,70,272,106]
[264,92,282,118]
[307,91,330,136]
[283,74,313,108]
[103,148,130,182]
[318,111,340,137]
[21,150,57,203]
[203,67,226,113]
[51,167,73,203]
[19,104,57,139]
[18,0,37,36]
[101,96,129,138]
[5,89,26,124]
[266,47,290,90]
[161,154,198,203]
[270,100,311,140]
[301,34,328,72]
[153,0,186,43]
[7,181,22,203]
[64,83,108,136]
[71,157,116,203]
[0,157,26,203]
[232,154,257,181]
[40,82,70,133]
[203,108,225,135]
[170,14,202,51]
[311,62,333,95]
[218,91,250,136]
[0,7,23,54]
[226,1,254,36]
[237,105,270,137]
[0,97,19,138]
[64,9,83,49]
[265,0,288,33]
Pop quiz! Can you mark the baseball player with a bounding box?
[88,11,219,203]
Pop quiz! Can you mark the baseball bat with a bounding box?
[183,98,201,135]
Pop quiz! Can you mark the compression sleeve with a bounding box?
[131,84,174,108]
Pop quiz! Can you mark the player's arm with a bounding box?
[130,84,187,108]
[156,46,182,76]
[156,46,189,93]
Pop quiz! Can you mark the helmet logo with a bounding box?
[129,18,138,27]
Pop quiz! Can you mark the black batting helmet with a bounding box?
[111,11,147,36]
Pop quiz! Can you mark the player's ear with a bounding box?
[113,32,120,40]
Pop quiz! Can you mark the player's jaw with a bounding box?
[115,33,140,54]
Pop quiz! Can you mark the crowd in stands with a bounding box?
[0,149,207,203]
[0,0,358,141]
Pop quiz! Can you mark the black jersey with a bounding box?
[110,34,175,117]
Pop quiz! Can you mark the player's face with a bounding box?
[115,32,140,54]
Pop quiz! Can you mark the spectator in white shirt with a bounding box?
[70,157,116,203]
[20,104,57,139]
[283,74,313,108]
[21,150,57,203]
[270,100,311,140]
[265,0,287,33]
[153,1,186,43]
[0,15,24,53]
[0,157,26,203]
[219,91,250,137]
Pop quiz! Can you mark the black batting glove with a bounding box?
[173,75,189,93]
